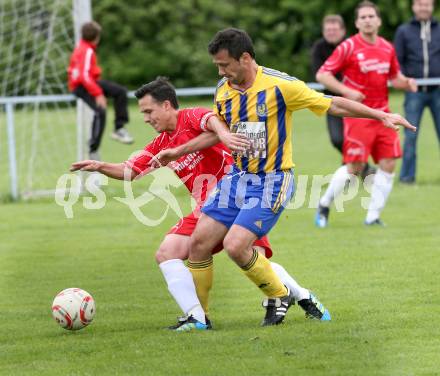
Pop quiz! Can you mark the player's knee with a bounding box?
[223,237,244,259]
[155,247,168,264]
[379,159,396,173]
[155,244,188,264]
[189,232,205,255]
[348,163,364,175]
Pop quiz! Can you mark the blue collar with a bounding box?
[410,17,438,26]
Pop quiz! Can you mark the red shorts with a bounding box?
[168,210,273,258]
[343,118,401,164]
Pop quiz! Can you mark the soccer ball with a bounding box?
[52,288,96,330]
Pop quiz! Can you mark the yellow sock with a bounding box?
[188,258,213,316]
[241,249,287,298]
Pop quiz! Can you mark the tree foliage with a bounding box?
[93,0,439,89]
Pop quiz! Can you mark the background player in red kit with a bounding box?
[315,1,417,227]
[71,77,330,330]
[68,21,134,160]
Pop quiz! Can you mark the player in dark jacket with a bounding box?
[311,15,346,154]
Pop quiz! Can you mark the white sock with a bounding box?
[271,262,309,301]
[366,168,394,223]
[320,165,350,207]
[159,259,205,324]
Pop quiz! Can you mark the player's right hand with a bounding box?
[220,133,251,153]
[382,113,416,132]
[95,95,107,109]
[343,88,365,102]
[70,160,102,172]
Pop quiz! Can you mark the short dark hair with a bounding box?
[134,77,179,109]
[322,15,345,29]
[81,21,101,42]
[208,28,255,60]
[355,1,381,19]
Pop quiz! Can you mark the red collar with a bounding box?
[80,39,97,50]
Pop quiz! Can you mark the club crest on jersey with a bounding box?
[223,90,229,99]
[231,122,247,132]
[357,53,365,60]
[256,104,267,117]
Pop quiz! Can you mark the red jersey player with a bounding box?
[71,77,329,330]
[315,1,417,227]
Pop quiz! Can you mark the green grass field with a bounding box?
[1,93,440,375]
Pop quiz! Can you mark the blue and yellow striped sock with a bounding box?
[241,249,287,298]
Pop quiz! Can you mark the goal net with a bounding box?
[0,0,90,200]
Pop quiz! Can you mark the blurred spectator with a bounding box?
[68,21,133,161]
[394,0,440,184]
[311,15,346,154]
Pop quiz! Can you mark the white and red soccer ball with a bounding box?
[52,288,96,330]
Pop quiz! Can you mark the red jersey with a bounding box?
[67,39,103,97]
[318,33,400,112]
[126,108,233,206]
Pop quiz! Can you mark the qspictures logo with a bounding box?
[55,166,383,227]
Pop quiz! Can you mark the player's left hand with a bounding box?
[382,113,416,132]
[150,149,180,168]
[220,133,251,153]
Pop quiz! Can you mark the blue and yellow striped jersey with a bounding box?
[214,66,332,173]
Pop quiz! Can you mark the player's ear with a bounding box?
[162,100,172,110]
[240,52,252,65]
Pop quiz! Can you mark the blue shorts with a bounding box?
[201,165,295,238]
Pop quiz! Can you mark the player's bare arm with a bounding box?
[390,72,418,92]
[206,115,251,151]
[70,160,137,180]
[152,131,221,168]
[328,96,416,132]
[316,71,366,102]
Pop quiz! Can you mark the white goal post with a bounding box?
[0,0,91,200]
